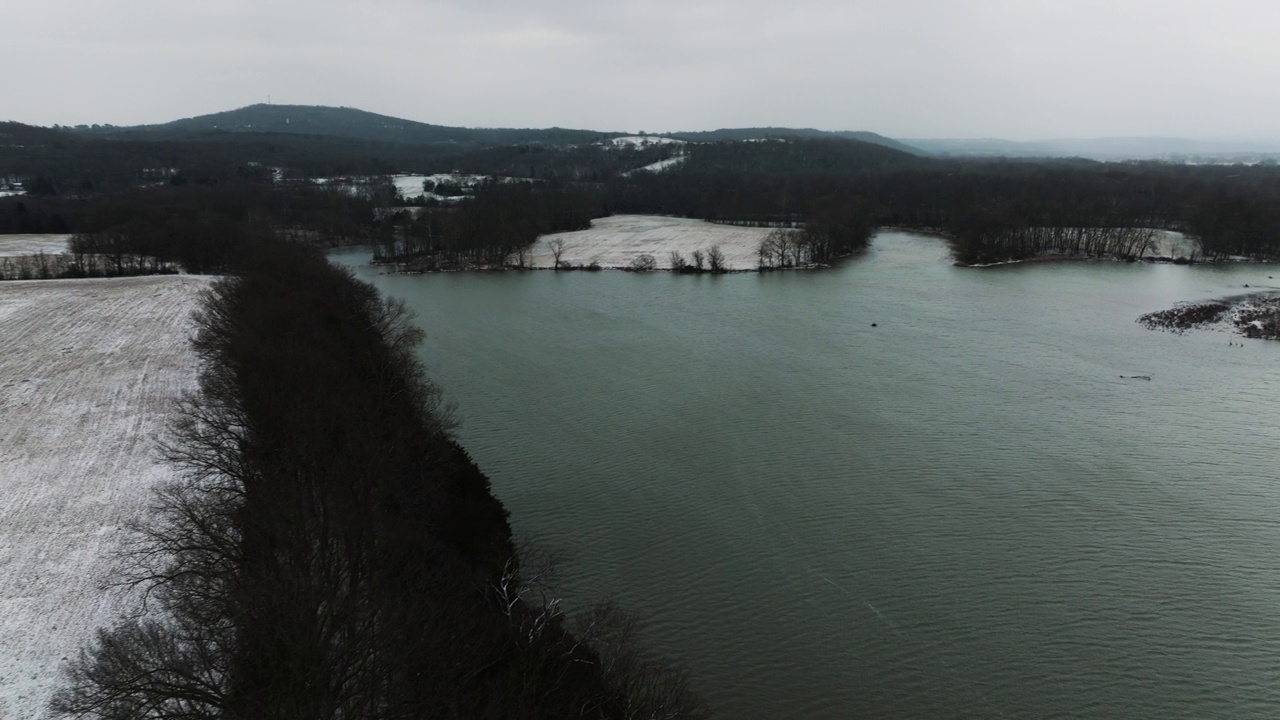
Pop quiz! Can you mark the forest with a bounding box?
[9,108,1280,268]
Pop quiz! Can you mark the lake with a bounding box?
[332,231,1280,719]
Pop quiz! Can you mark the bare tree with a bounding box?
[757,228,801,268]
[690,249,705,272]
[668,250,687,273]
[575,602,711,720]
[705,245,726,273]
[629,254,657,272]
[548,238,567,270]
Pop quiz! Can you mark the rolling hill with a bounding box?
[72,104,613,148]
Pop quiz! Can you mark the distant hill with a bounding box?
[0,122,76,147]
[668,127,923,155]
[72,104,614,149]
[66,104,927,157]
[906,136,1280,161]
[679,136,922,176]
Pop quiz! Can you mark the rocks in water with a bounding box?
[1137,302,1230,333]
[1232,297,1280,339]
[1137,294,1280,340]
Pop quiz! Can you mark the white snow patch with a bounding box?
[606,135,687,148]
[0,235,72,258]
[0,276,208,719]
[417,173,493,188]
[386,174,533,201]
[392,175,431,199]
[1148,230,1199,259]
[622,156,688,176]
[389,175,471,203]
[525,215,777,271]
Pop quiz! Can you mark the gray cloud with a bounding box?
[8,0,1280,140]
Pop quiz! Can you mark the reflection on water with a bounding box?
[335,232,1280,719]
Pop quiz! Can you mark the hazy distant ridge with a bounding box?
[666,127,923,155]
[907,136,1280,160]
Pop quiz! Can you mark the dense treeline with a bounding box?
[432,142,679,183]
[376,183,604,269]
[678,138,916,176]
[866,160,1280,262]
[53,240,706,718]
[0,184,378,274]
[605,142,1280,263]
[0,198,78,233]
[752,200,878,269]
[664,127,919,154]
[12,110,1280,265]
[2,121,456,192]
[3,115,625,196]
[597,140,909,261]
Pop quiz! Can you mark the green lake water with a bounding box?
[333,231,1280,719]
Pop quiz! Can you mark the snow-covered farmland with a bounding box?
[526,215,778,271]
[0,234,71,258]
[606,135,687,148]
[391,174,471,203]
[0,275,206,718]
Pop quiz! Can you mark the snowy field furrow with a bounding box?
[527,215,777,271]
[0,276,207,718]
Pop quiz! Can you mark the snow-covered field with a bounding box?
[391,174,473,202]
[526,215,777,270]
[0,234,71,257]
[0,275,206,718]
[606,135,686,147]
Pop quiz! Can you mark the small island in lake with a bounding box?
[1138,294,1280,339]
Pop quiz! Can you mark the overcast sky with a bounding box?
[8,1,1279,140]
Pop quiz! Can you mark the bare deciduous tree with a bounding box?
[629,254,657,272]
[705,245,726,273]
[575,602,711,720]
[548,238,567,270]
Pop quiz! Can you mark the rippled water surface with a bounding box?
[334,232,1280,719]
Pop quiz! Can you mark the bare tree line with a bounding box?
[0,250,177,281]
[51,239,707,719]
[951,217,1161,265]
